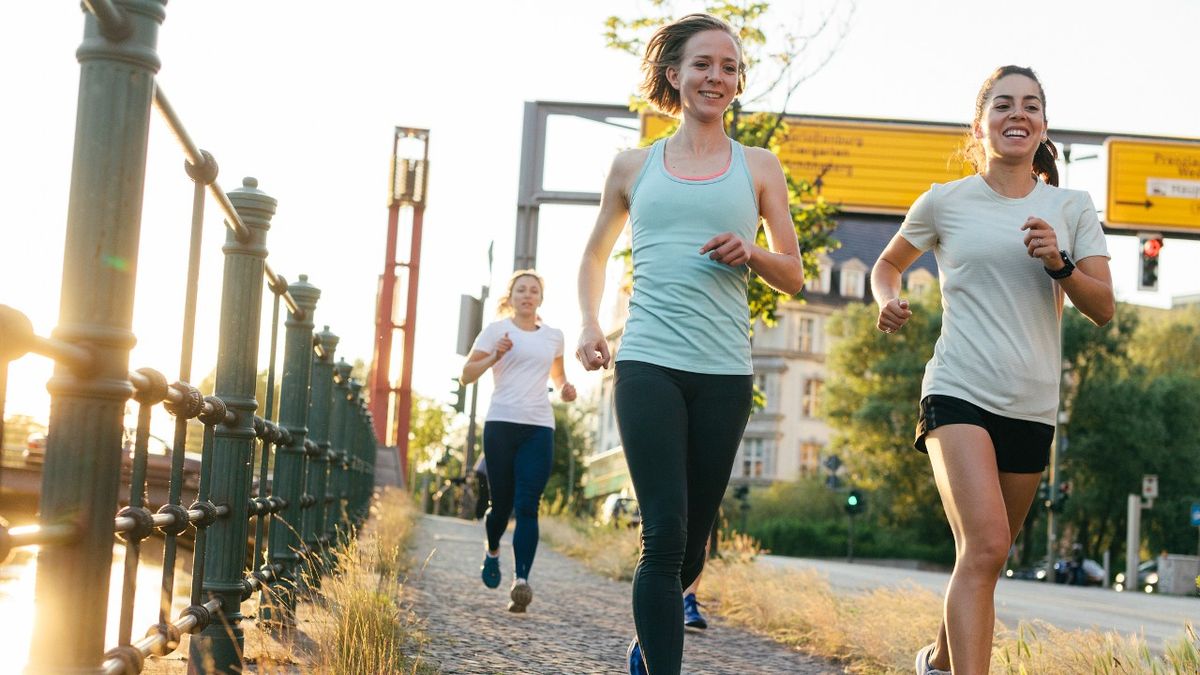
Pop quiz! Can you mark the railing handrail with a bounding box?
[152,84,304,320]
[3,4,381,672]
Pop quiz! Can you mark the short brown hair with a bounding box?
[639,13,746,117]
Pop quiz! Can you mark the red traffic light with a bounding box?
[1142,237,1163,259]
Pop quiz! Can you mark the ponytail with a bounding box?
[1034,138,1059,187]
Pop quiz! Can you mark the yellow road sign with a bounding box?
[642,113,974,215]
[1106,138,1200,233]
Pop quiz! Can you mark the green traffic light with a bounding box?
[847,495,858,506]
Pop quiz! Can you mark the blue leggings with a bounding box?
[614,361,752,675]
[482,421,554,580]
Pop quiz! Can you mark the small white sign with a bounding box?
[1142,474,1159,499]
[1147,178,1200,200]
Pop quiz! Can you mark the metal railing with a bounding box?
[0,3,378,673]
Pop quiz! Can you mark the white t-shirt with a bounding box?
[471,317,564,429]
[899,175,1109,425]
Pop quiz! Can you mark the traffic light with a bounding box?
[1052,480,1072,513]
[845,489,865,516]
[450,378,466,413]
[1138,234,1163,291]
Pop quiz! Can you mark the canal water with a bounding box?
[0,542,192,672]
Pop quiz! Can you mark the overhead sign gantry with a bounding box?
[643,113,974,215]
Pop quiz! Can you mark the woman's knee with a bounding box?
[956,527,1012,577]
[639,518,687,567]
[512,495,541,520]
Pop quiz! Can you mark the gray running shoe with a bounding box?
[508,579,533,613]
[915,643,950,675]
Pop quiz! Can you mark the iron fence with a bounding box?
[0,2,378,672]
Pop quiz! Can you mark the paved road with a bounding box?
[407,515,837,674]
[760,555,1199,651]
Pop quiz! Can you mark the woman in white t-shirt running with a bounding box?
[871,66,1114,675]
[461,269,576,613]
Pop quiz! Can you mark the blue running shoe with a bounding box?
[683,592,708,629]
[480,554,501,589]
[626,637,648,675]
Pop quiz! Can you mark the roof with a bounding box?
[826,213,938,275]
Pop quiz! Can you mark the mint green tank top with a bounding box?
[616,137,760,375]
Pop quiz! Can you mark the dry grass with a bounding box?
[702,558,941,673]
[540,515,641,581]
[543,514,1200,674]
[304,487,436,675]
[704,557,1200,674]
[993,621,1200,674]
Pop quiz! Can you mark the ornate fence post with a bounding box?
[260,275,319,627]
[358,408,376,521]
[345,380,364,529]
[325,360,352,550]
[302,327,337,583]
[29,2,168,672]
[189,178,274,672]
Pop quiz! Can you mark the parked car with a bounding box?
[22,432,47,466]
[1005,557,1106,586]
[1055,557,1106,586]
[23,428,200,494]
[1114,560,1158,594]
[601,494,641,528]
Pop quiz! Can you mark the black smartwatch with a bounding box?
[1045,250,1074,279]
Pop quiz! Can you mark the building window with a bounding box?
[797,315,823,354]
[808,255,832,294]
[798,316,815,353]
[907,268,935,296]
[737,438,775,479]
[799,442,822,477]
[840,267,865,299]
[802,379,824,418]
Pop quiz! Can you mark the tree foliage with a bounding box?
[824,294,1200,563]
[544,402,596,512]
[822,285,946,540]
[605,1,852,327]
[408,393,455,475]
[1062,305,1200,560]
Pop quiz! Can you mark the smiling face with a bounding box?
[666,29,742,122]
[975,74,1048,164]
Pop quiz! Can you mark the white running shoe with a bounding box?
[508,578,533,613]
[915,643,951,675]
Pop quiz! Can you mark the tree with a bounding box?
[605,1,853,327]
[408,393,455,478]
[544,402,595,513]
[822,285,946,540]
[1063,306,1200,560]
[1125,306,1200,380]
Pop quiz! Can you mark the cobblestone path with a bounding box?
[407,514,837,674]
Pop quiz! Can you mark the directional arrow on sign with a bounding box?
[1116,199,1155,209]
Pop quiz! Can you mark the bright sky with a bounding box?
[3,0,1199,430]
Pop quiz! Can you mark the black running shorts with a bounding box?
[914,394,1054,474]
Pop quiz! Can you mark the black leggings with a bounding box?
[614,361,753,675]
[482,421,554,580]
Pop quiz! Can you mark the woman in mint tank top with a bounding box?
[575,14,804,675]
[872,67,1113,675]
